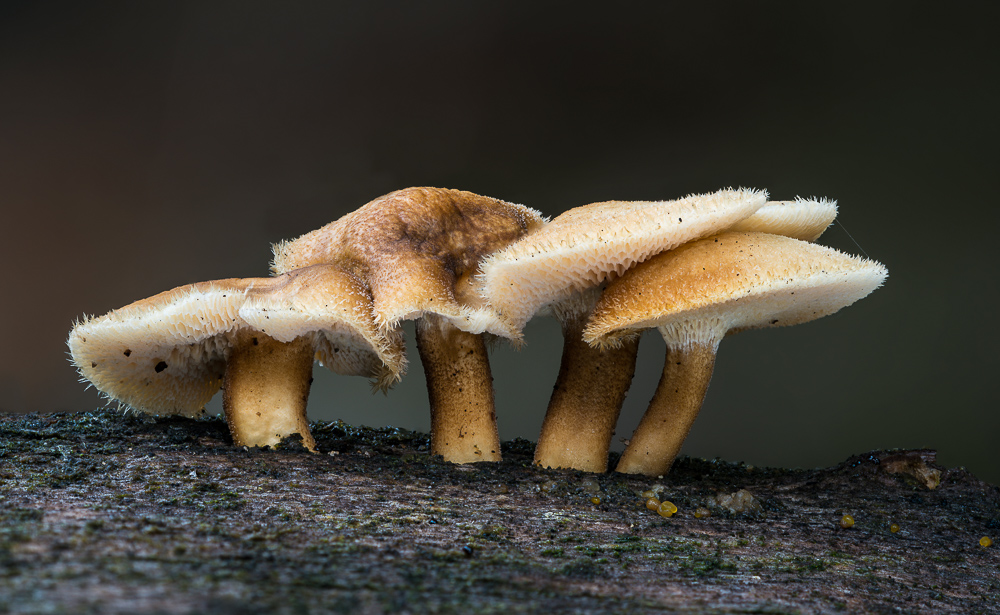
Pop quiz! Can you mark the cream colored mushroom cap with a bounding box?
[583,231,887,349]
[68,279,252,417]
[239,265,406,390]
[478,188,768,335]
[728,197,838,242]
[68,265,405,416]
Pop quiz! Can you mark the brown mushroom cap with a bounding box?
[270,187,546,463]
[478,188,767,337]
[272,187,546,337]
[584,231,887,348]
[68,265,404,417]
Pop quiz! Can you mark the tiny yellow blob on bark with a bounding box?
[645,497,660,511]
[840,514,855,529]
[657,501,677,518]
[981,536,993,548]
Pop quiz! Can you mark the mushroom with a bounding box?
[68,264,404,451]
[583,231,888,476]
[271,187,545,463]
[478,188,768,472]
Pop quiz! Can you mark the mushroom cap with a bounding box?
[477,188,767,335]
[68,265,404,417]
[583,231,887,349]
[239,265,406,390]
[728,197,838,242]
[271,187,546,337]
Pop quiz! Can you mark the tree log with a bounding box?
[0,409,997,613]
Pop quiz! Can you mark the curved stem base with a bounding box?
[615,342,717,476]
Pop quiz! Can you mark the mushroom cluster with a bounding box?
[69,187,885,474]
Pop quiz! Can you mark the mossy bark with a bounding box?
[0,409,998,614]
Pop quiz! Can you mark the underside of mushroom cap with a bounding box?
[68,279,254,417]
[478,188,768,336]
[270,187,546,338]
[239,265,406,390]
[728,197,838,242]
[584,231,887,349]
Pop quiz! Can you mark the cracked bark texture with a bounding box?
[0,409,997,614]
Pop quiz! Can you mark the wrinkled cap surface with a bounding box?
[584,231,887,349]
[728,197,838,242]
[478,188,767,335]
[68,265,404,417]
[271,187,545,337]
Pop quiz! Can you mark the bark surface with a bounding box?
[0,409,997,614]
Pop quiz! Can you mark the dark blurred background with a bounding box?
[3,2,998,481]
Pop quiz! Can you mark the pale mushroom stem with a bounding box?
[415,314,502,463]
[223,330,317,452]
[534,313,639,473]
[615,341,718,476]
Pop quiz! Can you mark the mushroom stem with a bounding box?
[223,330,317,452]
[416,314,501,463]
[615,341,718,476]
[534,313,639,472]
